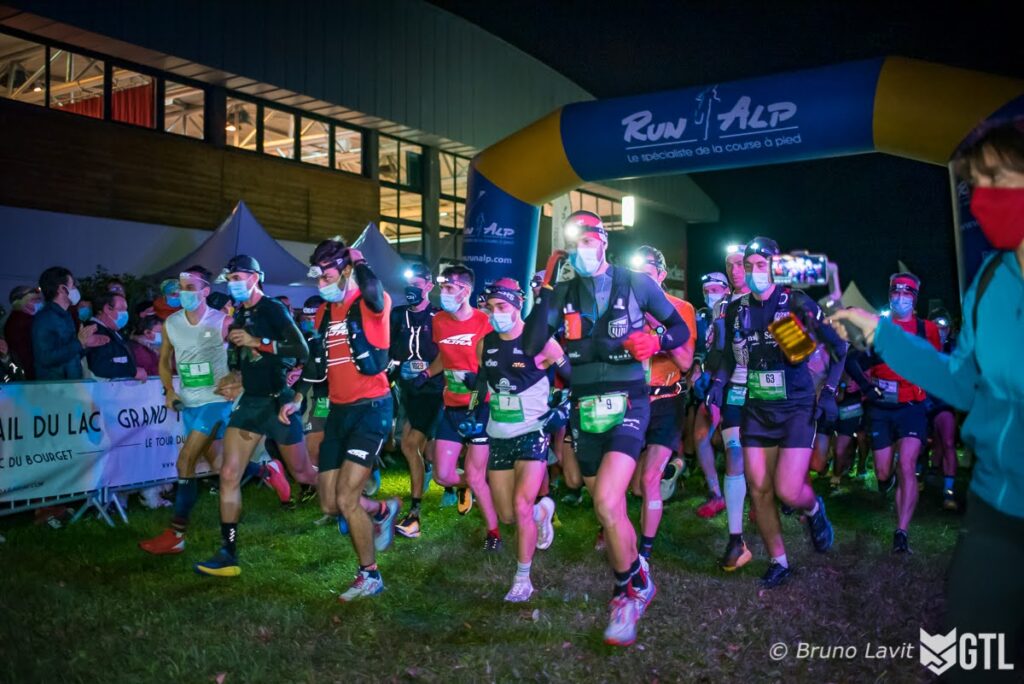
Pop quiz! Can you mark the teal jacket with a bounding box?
[875,251,1024,519]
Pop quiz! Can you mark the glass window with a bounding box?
[401,142,423,188]
[379,136,399,183]
[440,198,456,228]
[396,225,423,256]
[379,221,400,243]
[0,34,46,106]
[164,79,204,139]
[542,203,553,217]
[581,192,598,215]
[399,190,423,223]
[225,97,257,150]
[263,107,295,159]
[334,126,362,174]
[453,155,469,199]
[597,197,612,221]
[110,67,154,128]
[49,49,104,118]
[380,186,399,220]
[299,116,329,167]
[455,202,465,230]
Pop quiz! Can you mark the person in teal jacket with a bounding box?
[832,120,1024,682]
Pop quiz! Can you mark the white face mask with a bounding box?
[489,311,516,333]
[572,245,604,277]
[704,291,725,310]
[745,271,772,295]
[67,286,82,306]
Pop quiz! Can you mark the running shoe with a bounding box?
[280,498,297,511]
[504,575,534,603]
[139,528,185,555]
[457,487,473,516]
[193,547,240,577]
[337,514,349,535]
[942,490,959,512]
[534,496,556,550]
[561,489,584,506]
[696,496,726,519]
[373,498,401,552]
[892,529,911,554]
[440,488,458,508]
[660,460,684,502]
[484,533,503,552]
[263,459,291,503]
[630,556,657,614]
[759,560,792,589]
[396,513,421,539]
[807,496,834,553]
[603,594,642,647]
[338,570,384,603]
[364,469,382,497]
[299,484,318,504]
[423,463,433,494]
[878,474,897,496]
[719,536,753,572]
[594,528,606,552]
[313,514,335,526]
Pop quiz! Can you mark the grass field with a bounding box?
[1,463,963,683]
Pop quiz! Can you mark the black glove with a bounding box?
[818,386,838,423]
[411,371,430,390]
[866,382,886,403]
[461,371,478,391]
[704,379,725,410]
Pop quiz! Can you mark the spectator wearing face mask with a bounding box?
[105,278,127,297]
[33,266,103,380]
[129,315,163,377]
[86,291,146,380]
[153,279,183,321]
[4,285,43,380]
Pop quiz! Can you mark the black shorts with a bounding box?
[570,391,650,478]
[742,403,817,450]
[835,400,865,437]
[721,383,746,430]
[488,431,550,471]
[303,394,329,434]
[435,403,490,446]
[399,385,443,437]
[228,394,304,446]
[868,402,927,450]
[319,395,394,472]
[645,394,684,449]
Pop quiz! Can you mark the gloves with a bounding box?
[623,331,660,362]
[411,371,430,390]
[542,250,569,288]
[866,382,886,403]
[704,379,725,410]
[818,386,838,423]
[461,371,478,391]
[692,371,711,402]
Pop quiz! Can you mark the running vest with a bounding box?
[482,331,550,439]
[720,292,748,386]
[164,307,229,407]
[391,304,441,384]
[562,266,642,367]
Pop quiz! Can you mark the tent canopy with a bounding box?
[351,222,412,304]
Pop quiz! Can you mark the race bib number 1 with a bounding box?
[491,393,525,423]
[748,370,787,401]
[180,362,214,388]
[579,393,627,434]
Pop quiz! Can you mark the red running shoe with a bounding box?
[263,459,292,503]
[139,528,185,555]
[696,496,726,519]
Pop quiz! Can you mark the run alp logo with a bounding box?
[919,629,1015,676]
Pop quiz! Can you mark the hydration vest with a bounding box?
[318,298,389,376]
[562,266,642,367]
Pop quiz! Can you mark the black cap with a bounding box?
[224,255,263,279]
[744,237,781,260]
[207,292,231,310]
[9,285,39,304]
[302,295,325,315]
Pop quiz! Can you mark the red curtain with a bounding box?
[59,83,154,127]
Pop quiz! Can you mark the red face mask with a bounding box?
[969,186,1024,250]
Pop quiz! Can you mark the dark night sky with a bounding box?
[430,0,1024,317]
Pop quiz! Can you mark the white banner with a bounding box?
[0,379,188,504]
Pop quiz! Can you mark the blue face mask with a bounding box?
[151,332,162,347]
[30,301,43,315]
[166,295,181,308]
[115,311,129,330]
[78,306,92,321]
[440,292,463,313]
[228,279,254,302]
[318,279,346,303]
[890,294,914,317]
[745,271,773,295]
[570,245,603,277]
[489,311,516,333]
[179,290,203,312]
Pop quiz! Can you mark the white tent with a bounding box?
[840,280,877,314]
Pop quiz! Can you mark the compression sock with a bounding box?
[516,561,532,578]
[171,478,199,533]
[612,557,642,597]
[639,535,655,559]
[724,474,746,536]
[220,522,238,556]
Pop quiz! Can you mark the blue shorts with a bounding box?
[435,403,490,446]
[182,401,232,440]
[868,402,927,450]
[742,403,817,450]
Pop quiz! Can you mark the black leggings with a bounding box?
[946,492,1024,682]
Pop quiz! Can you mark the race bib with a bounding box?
[401,359,429,381]
[444,369,470,394]
[748,370,787,401]
[491,393,525,423]
[313,396,330,418]
[180,362,214,388]
[726,385,748,407]
[877,379,898,404]
[578,393,627,434]
[838,403,864,421]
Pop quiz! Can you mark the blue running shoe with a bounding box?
[423,463,433,494]
[338,514,349,535]
[441,488,457,508]
[364,469,381,497]
[193,547,240,577]
[807,496,834,553]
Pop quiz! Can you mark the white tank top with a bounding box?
[164,307,229,407]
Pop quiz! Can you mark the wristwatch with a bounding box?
[262,337,271,346]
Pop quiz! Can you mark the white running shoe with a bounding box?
[338,570,385,603]
[631,556,657,615]
[504,575,534,603]
[533,496,556,550]
[660,460,684,502]
[603,594,642,647]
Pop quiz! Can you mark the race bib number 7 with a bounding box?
[491,393,525,423]
[579,393,627,434]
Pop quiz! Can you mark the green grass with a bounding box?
[1,465,963,683]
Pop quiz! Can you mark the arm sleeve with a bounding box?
[523,286,564,356]
[843,351,872,389]
[359,292,391,349]
[711,304,738,386]
[353,262,385,314]
[801,295,848,387]
[635,275,688,350]
[270,301,309,363]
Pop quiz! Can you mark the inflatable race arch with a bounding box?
[462,57,1024,295]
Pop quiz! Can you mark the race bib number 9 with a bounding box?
[748,370,787,401]
[491,393,525,423]
[579,393,627,434]
[180,362,214,388]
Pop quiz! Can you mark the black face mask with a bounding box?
[405,286,425,306]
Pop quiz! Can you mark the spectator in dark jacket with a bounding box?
[32,267,101,380]
[86,291,145,380]
[4,285,42,380]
